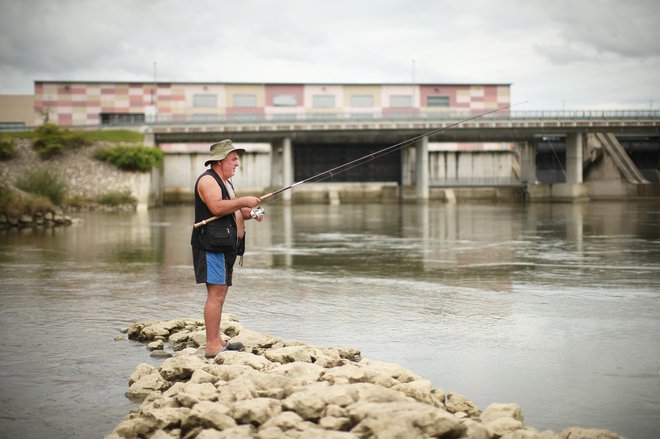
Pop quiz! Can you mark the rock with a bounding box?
[560,427,625,439]
[502,429,561,438]
[445,391,481,417]
[358,358,422,383]
[269,361,325,385]
[259,410,305,431]
[111,416,159,438]
[214,350,276,371]
[175,382,218,407]
[189,369,219,385]
[282,383,329,421]
[110,318,627,439]
[168,330,190,346]
[321,362,396,388]
[147,340,165,351]
[481,402,524,423]
[391,379,443,407]
[486,416,524,436]
[349,400,466,438]
[230,328,282,352]
[265,345,317,364]
[126,371,171,400]
[151,350,173,359]
[129,363,158,385]
[140,406,190,430]
[159,354,206,381]
[181,400,236,432]
[114,335,125,341]
[231,397,282,426]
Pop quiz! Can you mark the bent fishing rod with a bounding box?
[193,101,524,229]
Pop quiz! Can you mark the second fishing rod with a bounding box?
[193,102,522,229]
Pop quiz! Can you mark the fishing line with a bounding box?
[194,101,527,228]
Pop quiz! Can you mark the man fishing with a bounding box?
[191,139,264,358]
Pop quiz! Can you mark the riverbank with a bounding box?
[107,316,625,439]
[0,138,150,220]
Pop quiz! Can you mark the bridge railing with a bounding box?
[134,109,660,126]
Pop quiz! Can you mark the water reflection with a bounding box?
[0,200,659,439]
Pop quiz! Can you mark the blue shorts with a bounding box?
[192,247,237,286]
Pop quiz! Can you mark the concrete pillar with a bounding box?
[520,141,537,183]
[552,133,588,200]
[415,136,429,200]
[565,133,584,183]
[281,137,294,202]
[144,131,155,147]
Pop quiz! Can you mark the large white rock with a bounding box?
[159,354,207,381]
[349,400,465,438]
[181,400,236,432]
[231,397,282,425]
[481,402,524,423]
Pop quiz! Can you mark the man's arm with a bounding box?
[197,175,260,217]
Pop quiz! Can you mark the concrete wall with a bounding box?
[160,142,272,203]
[0,95,35,127]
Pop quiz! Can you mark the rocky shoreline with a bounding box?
[0,206,75,229]
[107,315,624,439]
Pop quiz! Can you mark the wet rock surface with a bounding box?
[108,315,625,439]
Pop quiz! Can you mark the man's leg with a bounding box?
[204,283,228,354]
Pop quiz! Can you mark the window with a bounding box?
[427,95,450,107]
[273,94,297,107]
[350,113,374,120]
[230,112,261,121]
[233,94,257,107]
[351,94,374,107]
[271,113,297,121]
[389,95,412,107]
[193,94,217,108]
[100,113,145,125]
[312,95,335,108]
[309,112,337,120]
[190,114,220,122]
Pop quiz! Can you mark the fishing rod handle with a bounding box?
[193,216,220,228]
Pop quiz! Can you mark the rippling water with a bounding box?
[0,201,659,438]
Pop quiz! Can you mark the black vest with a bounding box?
[190,169,238,252]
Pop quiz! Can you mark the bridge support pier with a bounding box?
[553,132,588,200]
[520,141,537,183]
[270,137,294,202]
[415,136,429,200]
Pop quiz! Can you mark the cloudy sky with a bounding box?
[1,0,658,110]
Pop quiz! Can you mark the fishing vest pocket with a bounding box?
[196,217,238,253]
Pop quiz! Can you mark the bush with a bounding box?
[0,179,54,216]
[14,165,68,205]
[95,145,163,172]
[32,123,91,158]
[95,190,136,206]
[0,137,17,160]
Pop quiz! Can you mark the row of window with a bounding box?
[192,94,451,108]
[99,110,466,125]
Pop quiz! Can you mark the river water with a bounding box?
[0,201,659,438]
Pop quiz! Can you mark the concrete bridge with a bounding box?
[141,110,660,203]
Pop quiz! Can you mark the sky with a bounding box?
[1,0,658,110]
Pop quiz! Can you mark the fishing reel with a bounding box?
[250,206,265,219]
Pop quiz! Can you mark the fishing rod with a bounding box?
[193,101,525,228]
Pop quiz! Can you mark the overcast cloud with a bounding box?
[1,0,658,110]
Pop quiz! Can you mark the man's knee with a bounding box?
[207,284,228,300]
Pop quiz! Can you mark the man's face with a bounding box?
[220,151,240,177]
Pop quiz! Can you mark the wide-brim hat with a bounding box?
[204,139,246,166]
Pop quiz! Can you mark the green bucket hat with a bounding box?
[204,139,246,166]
